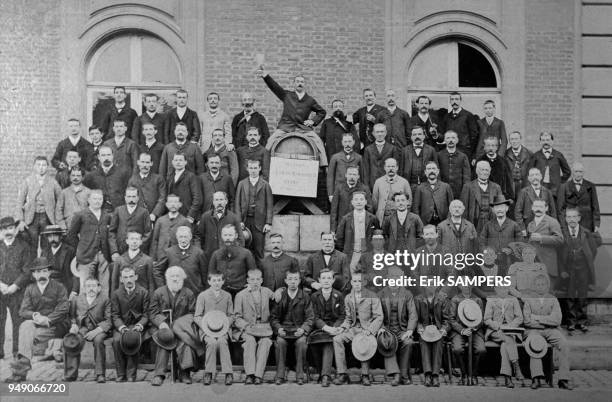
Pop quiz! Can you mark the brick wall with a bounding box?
[524,0,576,159]
[0,0,61,217]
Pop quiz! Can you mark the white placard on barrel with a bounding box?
[269,157,319,198]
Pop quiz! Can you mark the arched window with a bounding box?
[86,33,183,127]
[407,40,501,118]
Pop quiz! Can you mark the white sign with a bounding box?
[269,157,319,198]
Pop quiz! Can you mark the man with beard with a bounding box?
[150,266,202,386]
[528,132,571,195]
[475,100,508,160]
[329,166,372,232]
[55,150,84,189]
[231,92,270,147]
[159,122,205,177]
[83,145,131,214]
[52,118,95,173]
[320,99,360,158]
[505,131,533,200]
[477,136,514,201]
[128,152,166,223]
[99,86,138,141]
[438,130,471,199]
[0,217,34,360]
[58,167,91,229]
[208,224,257,298]
[198,191,244,263]
[103,118,140,172]
[460,160,504,232]
[305,232,350,293]
[437,200,479,256]
[40,225,79,299]
[527,199,564,288]
[372,158,411,224]
[440,92,479,164]
[262,233,299,292]
[65,277,111,383]
[256,66,328,167]
[111,266,150,382]
[200,92,233,155]
[149,195,191,261]
[327,134,363,201]
[236,127,271,182]
[5,258,69,383]
[163,89,202,143]
[137,123,164,174]
[155,226,207,296]
[557,161,600,233]
[376,90,411,147]
[408,96,445,151]
[200,153,236,212]
[382,192,424,254]
[66,190,112,297]
[165,153,202,224]
[112,231,155,296]
[235,159,273,265]
[109,187,152,260]
[203,128,239,187]
[352,88,385,150]
[479,195,523,257]
[402,126,439,192]
[362,123,403,190]
[515,168,557,235]
[412,161,454,226]
[132,94,166,145]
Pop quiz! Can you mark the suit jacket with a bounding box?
[372,175,412,223]
[194,288,234,330]
[231,110,270,148]
[203,144,239,186]
[557,179,600,231]
[271,288,314,334]
[208,245,257,290]
[149,285,196,328]
[112,251,156,296]
[412,180,454,224]
[131,112,166,145]
[528,149,571,193]
[66,208,112,264]
[304,250,350,292]
[352,104,385,147]
[326,151,362,196]
[99,105,138,141]
[70,293,112,333]
[19,279,69,329]
[479,218,524,253]
[166,170,202,220]
[0,237,34,290]
[504,146,533,191]
[522,294,562,329]
[378,287,418,333]
[236,144,270,182]
[414,292,451,333]
[103,137,139,173]
[311,289,345,328]
[198,209,244,259]
[401,144,438,185]
[527,215,564,277]
[149,213,191,260]
[478,154,515,200]
[261,253,299,291]
[108,205,152,255]
[483,296,522,339]
[41,243,79,295]
[319,117,360,159]
[381,210,424,252]
[155,245,208,295]
[438,148,471,199]
[52,137,95,171]
[199,171,236,212]
[559,225,601,285]
[514,185,557,231]
[335,210,379,255]
[376,107,411,147]
[83,165,131,213]
[449,294,484,334]
[440,108,479,160]
[340,288,383,334]
[128,172,167,217]
[233,286,274,339]
[437,218,479,256]
[159,141,205,177]
[235,177,273,231]
[59,184,91,229]
[163,107,202,144]
[110,284,150,329]
[475,117,508,159]
[361,142,402,189]
[16,174,63,225]
[408,114,445,151]
[329,181,372,231]
[460,180,503,230]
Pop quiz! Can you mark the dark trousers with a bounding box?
[112,331,139,379]
[567,263,590,326]
[245,217,265,265]
[383,338,414,377]
[310,343,334,376]
[64,332,107,378]
[419,339,443,375]
[275,336,307,380]
[0,293,23,356]
[154,347,172,376]
[27,212,51,249]
[451,332,485,376]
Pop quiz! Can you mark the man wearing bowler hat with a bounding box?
[40,224,79,299]
[111,265,150,382]
[333,270,383,386]
[66,277,111,382]
[5,257,69,383]
[377,266,417,385]
[194,271,234,386]
[479,195,524,270]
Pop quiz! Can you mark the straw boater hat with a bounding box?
[351,332,378,361]
[457,299,483,328]
[120,330,142,356]
[40,224,66,236]
[420,325,443,343]
[376,328,398,357]
[62,333,85,356]
[490,194,513,207]
[524,333,548,359]
[152,327,178,350]
[245,323,273,338]
[201,311,230,339]
[372,229,384,239]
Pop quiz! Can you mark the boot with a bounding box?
[504,375,514,388]
[512,361,524,381]
[390,373,400,386]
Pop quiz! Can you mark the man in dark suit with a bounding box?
[128,152,166,222]
[65,277,111,382]
[236,127,271,182]
[408,95,445,151]
[505,131,533,200]
[327,134,363,200]
[149,195,191,261]
[235,159,273,264]
[231,92,270,147]
[440,92,479,163]
[528,131,571,195]
[352,88,385,150]
[200,154,235,212]
[304,232,350,293]
[475,100,507,160]
[479,195,524,256]
[477,136,514,201]
[261,233,299,292]
[376,90,411,147]
[137,123,165,174]
[132,93,166,145]
[514,168,557,234]
[99,86,138,141]
[112,231,155,295]
[159,123,205,177]
[460,160,504,232]
[52,118,95,172]
[203,128,239,186]
[329,166,372,232]
[163,89,202,144]
[320,99,360,159]
[109,187,153,259]
[361,123,402,190]
[412,161,454,226]
[40,225,79,298]
[166,153,202,223]
[83,145,131,213]
[382,192,424,253]
[557,161,600,232]
[110,265,150,382]
[437,200,480,256]
[402,126,438,190]
[198,191,244,263]
[438,130,471,199]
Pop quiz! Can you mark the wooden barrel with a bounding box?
[270,133,318,160]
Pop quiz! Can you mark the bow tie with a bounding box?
[322,251,333,256]
[478,180,488,185]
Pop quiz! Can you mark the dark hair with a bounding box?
[88,125,101,133]
[484,99,495,106]
[450,91,461,99]
[362,88,376,96]
[172,152,186,160]
[269,233,283,240]
[176,89,188,96]
[138,152,152,161]
[565,207,581,217]
[416,95,431,105]
[285,267,301,278]
[246,159,261,167]
[34,156,48,164]
[207,92,220,101]
[113,118,127,127]
[392,191,408,201]
[113,86,126,93]
[208,271,224,280]
[320,231,334,239]
[221,224,237,233]
[539,131,554,141]
[144,93,159,101]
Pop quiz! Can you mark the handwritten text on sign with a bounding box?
[269,157,319,197]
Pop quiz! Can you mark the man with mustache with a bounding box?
[352,88,385,150]
[40,224,79,299]
[136,123,164,174]
[58,167,91,230]
[198,191,244,263]
[236,126,271,182]
[103,118,140,172]
[200,153,236,212]
[83,145,131,213]
[381,192,423,254]
[515,168,557,235]
[55,150,84,189]
[505,131,533,200]
[127,152,167,223]
[361,123,402,190]
[475,100,508,160]
[109,187,152,262]
[99,86,138,141]
[477,136,515,201]
[112,231,155,296]
[408,96,445,151]
[437,200,479,257]
[52,118,95,173]
[375,89,411,147]
[203,128,239,187]
[261,233,299,292]
[165,153,203,224]
[200,92,233,155]
[329,166,372,233]
[305,231,350,293]
[412,161,453,226]
[372,158,411,224]
[460,160,504,232]
[438,130,471,199]
[402,126,439,192]
[327,133,363,202]
[440,92,479,163]
[479,195,523,261]
[132,93,166,146]
[149,194,191,261]
[163,89,202,143]
[5,258,69,383]
[320,99,360,159]
[528,132,571,195]
[527,199,564,289]
[208,224,257,299]
[0,217,34,360]
[557,161,600,233]
[159,122,206,177]
[231,92,270,147]
[88,125,104,171]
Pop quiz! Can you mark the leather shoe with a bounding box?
[254,376,263,385]
[151,376,163,386]
[390,374,400,386]
[296,377,304,385]
[459,375,467,386]
[275,377,284,385]
[203,373,212,386]
[334,373,350,385]
[577,324,589,333]
[245,375,254,385]
[401,376,412,385]
[321,375,331,387]
[505,376,514,388]
[432,375,440,387]
[116,376,127,383]
[225,374,233,386]
[424,374,432,387]
[530,377,541,389]
[180,372,192,384]
[63,376,77,382]
[96,375,106,383]
[558,380,573,390]
[361,375,371,386]
[512,361,524,381]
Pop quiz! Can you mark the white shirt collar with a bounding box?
[37,281,49,294]
[114,136,125,146]
[3,237,15,246]
[146,111,156,119]
[68,135,80,146]
[128,249,139,259]
[126,204,137,214]
[51,244,61,255]
[249,176,259,186]
[145,139,156,147]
